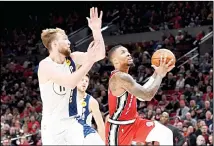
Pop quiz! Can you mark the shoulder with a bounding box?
[38,58,55,74]
[39,57,52,68]
[89,95,99,110]
[70,51,87,64]
[111,71,133,83]
[38,58,55,83]
[38,59,49,74]
[89,96,99,106]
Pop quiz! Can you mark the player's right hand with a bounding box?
[86,7,103,31]
[87,41,101,63]
[151,54,175,78]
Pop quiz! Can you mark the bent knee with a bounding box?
[154,121,173,137]
[162,126,173,138]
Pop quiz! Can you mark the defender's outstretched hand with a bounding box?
[87,7,103,31]
[86,41,101,63]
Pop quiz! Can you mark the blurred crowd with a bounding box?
[1,1,213,146]
[115,1,213,34]
[1,1,213,56]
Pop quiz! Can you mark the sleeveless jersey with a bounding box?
[77,94,96,137]
[39,56,77,122]
[77,94,93,126]
[108,70,138,121]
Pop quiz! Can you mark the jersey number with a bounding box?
[53,83,66,95]
[59,86,65,92]
[69,90,73,103]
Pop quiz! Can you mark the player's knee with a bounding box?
[164,126,173,138]
[155,121,172,138]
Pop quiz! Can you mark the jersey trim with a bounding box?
[108,118,135,125]
[108,124,120,145]
[111,92,128,120]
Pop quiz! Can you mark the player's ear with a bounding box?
[112,58,119,65]
[52,40,58,48]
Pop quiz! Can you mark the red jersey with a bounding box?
[108,70,138,121]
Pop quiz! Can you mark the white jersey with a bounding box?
[39,57,76,123]
[39,57,86,145]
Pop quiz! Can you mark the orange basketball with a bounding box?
[151,49,176,67]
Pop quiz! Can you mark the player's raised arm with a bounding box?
[112,72,160,101]
[38,41,100,89]
[71,7,105,65]
[90,98,105,141]
[112,55,175,101]
[87,7,105,61]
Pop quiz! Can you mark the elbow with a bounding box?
[145,96,153,101]
[66,83,76,90]
[101,54,105,60]
[138,95,153,101]
[98,54,105,60]
[143,92,155,101]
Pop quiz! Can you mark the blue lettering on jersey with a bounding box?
[66,57,78,117]
[80,94,91,123]
[77,94,96,137]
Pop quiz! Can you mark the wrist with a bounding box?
[156,73,164,79]
[92,29,102,33]
[85,60,95,66]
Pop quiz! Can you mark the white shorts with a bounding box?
[41,117,84,145]
[83,132,104,145]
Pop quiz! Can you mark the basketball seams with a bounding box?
[151,49,176,66]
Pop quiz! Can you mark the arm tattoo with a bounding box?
[116,72,162,101]
[141,73,162,100]
[109,78,117,92]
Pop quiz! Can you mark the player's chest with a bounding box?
[56,63,75,74]
[52,63,75,95]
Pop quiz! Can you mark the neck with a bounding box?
[78,90,86,100]
[115,66,129,73]
[49,51,66,64]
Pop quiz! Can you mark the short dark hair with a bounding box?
[108,45,123,63]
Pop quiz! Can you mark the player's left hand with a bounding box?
[151,54,175,78]
[87,7,103,31]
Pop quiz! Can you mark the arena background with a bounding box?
[1,1,213,146]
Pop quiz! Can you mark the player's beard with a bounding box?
[127,61,135,67]
[59,47,71,57]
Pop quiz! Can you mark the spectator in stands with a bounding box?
[186,125,197,146]
[201,125,209,143]
[208,135,213,145]
[162,72,176,90]
[184,112,197,127]
[202,86,213,101]
[175,74,185,90]
[175,30,184,44]
[160,112,185,146]
[199,101,213,119]
[176,100,190,120]
[205,111,213,128]
[176,122,184,132]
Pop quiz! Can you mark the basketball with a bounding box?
[151,49,176,67]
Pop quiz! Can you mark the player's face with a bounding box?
[115,47,134,67]
[55,33,71,57]
[77,76,89,92]
[160,113,168,124]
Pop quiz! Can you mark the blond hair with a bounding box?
[41,28,66,50]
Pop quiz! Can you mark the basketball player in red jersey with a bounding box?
[105,45,174,145]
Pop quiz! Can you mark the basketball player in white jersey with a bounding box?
[38,7,105,145]
[76,74,105,145]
